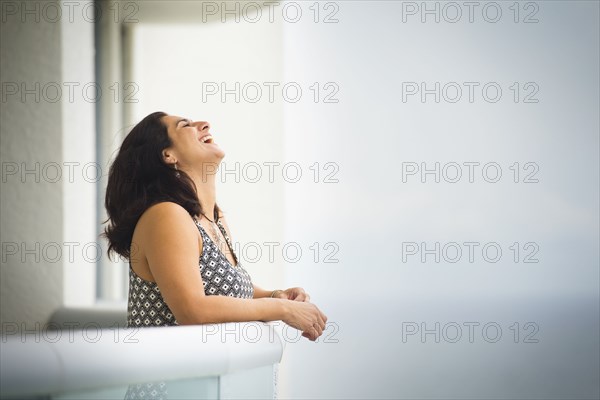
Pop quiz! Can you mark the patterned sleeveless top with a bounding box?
[127,215,254,327]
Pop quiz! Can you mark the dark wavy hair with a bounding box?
[103,111,220,260]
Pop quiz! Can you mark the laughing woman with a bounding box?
[104,111,327,341]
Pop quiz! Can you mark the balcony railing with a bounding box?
[1,306,285,399]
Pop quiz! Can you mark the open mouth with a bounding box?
[199,134,214,144]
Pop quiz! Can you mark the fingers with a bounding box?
[312,303,327,326]
[287,287,310,302]
[313,322,323,337]
[316,314,326,331]
[283,287,311,302]
[320,309,327,324]
[294,292,310,302]
[284,297,327,341]
[303,312,326,341]
[302,325,321,341]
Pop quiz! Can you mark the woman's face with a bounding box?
[161,114,225,170]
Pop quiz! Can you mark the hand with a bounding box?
[274,287,310,302]
[282,301,327,342]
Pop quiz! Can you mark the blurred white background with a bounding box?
[1,1,598,399]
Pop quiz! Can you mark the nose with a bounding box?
[194,121,210,131]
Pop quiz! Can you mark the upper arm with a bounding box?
[136,202,205,324]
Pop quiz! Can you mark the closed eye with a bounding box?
[177,119,193,128]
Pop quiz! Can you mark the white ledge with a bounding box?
[0,322,285,398]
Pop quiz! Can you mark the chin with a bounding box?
[214,148,226,159]
[201,144,225,161]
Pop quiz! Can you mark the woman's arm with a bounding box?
[253,284,275,299]
[253,284,311,302]
[135,202,327,340]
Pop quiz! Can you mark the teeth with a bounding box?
[201,135,213,143]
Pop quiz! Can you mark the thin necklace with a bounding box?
[200,213,226,250]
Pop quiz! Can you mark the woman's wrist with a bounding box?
[269,289,283,298]
[277,296,291,320]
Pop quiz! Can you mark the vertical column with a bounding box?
[95,0,126,301]
[61,0,96,307]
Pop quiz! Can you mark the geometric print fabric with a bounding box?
[127,215,255,328]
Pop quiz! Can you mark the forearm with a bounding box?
[178,295,288,325]
[252,283,276,299]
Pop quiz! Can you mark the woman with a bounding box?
[104,111,327,342]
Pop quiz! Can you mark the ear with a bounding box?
[162,149,177,166]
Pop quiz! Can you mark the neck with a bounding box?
[186,168,217,220]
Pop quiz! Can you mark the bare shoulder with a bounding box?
[143,201,190,218]
[130,202,200,280]
[135,202,199,242]
[135,202,202,266]
[140,202,194,227]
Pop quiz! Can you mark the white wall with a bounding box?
[126,16,285,292]
[280,1,599,399]
[3,1,597,398]
[0,0,96,331]
[1,0,64,330]
[100,1,599,398]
